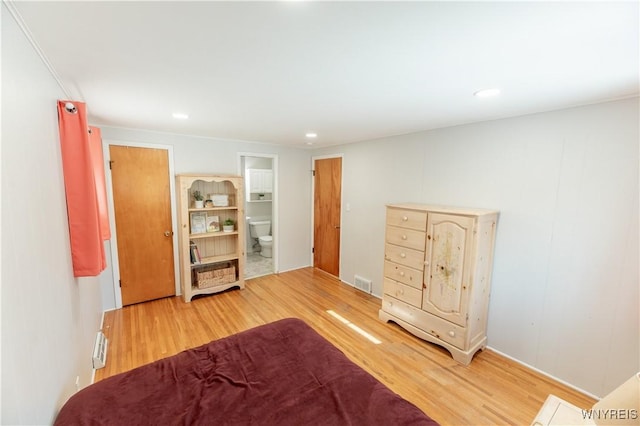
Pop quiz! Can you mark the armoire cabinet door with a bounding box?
[423,213,474,327]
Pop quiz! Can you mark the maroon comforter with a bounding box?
[55,318,437,425]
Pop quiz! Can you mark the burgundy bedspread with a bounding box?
[55,318,438,425]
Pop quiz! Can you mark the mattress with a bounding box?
[55,318,438,425]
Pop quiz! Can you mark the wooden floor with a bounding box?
[97,267,596,425]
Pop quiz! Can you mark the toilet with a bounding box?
[249,220,273,258]
[258,236,273,258]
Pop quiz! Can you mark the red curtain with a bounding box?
[88,126,111,240]
[57,100,109,277]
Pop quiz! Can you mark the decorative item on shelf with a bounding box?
[189,240,201,265]
[204,199,213,208]
[223,218,235,232]
[193,190,204,208]
[190,212,207,234]
[206,215,220,232]
[209,194,229,207]
[258,193,265,200]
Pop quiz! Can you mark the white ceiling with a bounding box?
[11,1,639,148]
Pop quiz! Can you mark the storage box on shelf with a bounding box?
[194,263,237,289]
[176,174,245,302]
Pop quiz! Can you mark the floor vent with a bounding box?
[354,275,372,293]
[93,331,108,369]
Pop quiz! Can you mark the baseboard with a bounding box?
[486,345,601,400]
[276,265,308,274]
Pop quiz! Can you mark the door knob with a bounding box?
[164,231,172,237]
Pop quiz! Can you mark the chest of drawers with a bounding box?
[379,203,498,365]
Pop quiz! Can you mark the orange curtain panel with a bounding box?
[88,126,111,240]
[57,100,109,277]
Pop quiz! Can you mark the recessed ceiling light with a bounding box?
[172,112,189,119]
[474,88,501,98]
[305,132,317,138]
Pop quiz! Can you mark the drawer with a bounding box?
[386,226,426,251]
[383,278,422,308]
[384,243,425,271]
[384,260,422,290]
[381,296,467,349]
[386,208,427,231]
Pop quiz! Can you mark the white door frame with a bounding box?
[237,152,279,274]
[103,140,180,309]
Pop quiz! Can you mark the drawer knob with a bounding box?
[402,234,407,240]
[399,271,405,277]
[448,331,455,337]
[400,253,406,258]
[402,216,408,221]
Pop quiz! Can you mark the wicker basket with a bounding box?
[195,263,236,289]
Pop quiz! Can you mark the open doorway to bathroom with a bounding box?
[238,153,278,279]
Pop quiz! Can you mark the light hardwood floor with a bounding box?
[96,267,596,425]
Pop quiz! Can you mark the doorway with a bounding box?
[312,156,342,277]
[238,153,278,278]
[107,143,180,308]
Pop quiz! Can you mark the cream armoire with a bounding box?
[379,203,499,365]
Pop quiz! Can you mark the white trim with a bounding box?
[3,0,72,99]
[103,139,180,309]
[310,154,345,279]
[237,152,279,275]
[486,345,601,400]
[96,125,285,148]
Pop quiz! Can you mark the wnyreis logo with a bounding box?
[582,409,638,422]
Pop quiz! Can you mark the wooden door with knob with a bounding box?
[422,213,474,327]
[110,145,175,305]
[313,157,342,277]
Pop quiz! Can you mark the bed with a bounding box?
[55,318,438,425]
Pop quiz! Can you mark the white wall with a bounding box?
[98,127,312,309]
[1,6,103,424]
[313,98,639,398]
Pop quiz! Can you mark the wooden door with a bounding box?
[110,145,175,305]
[423,213,474,327]
[313,157,342,276]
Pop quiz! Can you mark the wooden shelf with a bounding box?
[189,231,238,239]
[177,174,245,303]
[191,254,239,268]
[188,206,238,212]
[188,281,243,298]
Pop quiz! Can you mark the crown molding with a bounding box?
[3,0,71,99]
